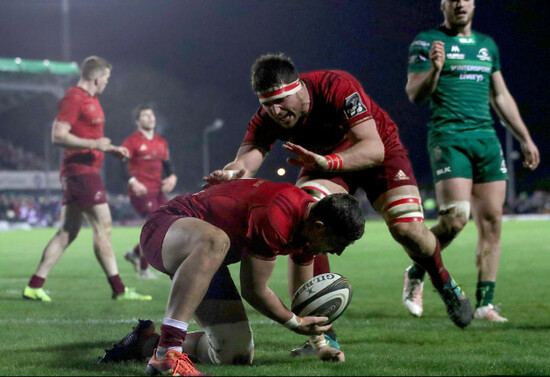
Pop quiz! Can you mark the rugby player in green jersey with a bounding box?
[404,0,540,322]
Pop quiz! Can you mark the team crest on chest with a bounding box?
[344,92,367,119]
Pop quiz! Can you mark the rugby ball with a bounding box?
[291,273,352,325]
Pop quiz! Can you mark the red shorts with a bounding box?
[140,210,191,274]
[298,147,418,203]
[130,191,167,217]
[61,173,107,209]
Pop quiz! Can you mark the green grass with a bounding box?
[1,220,549,376]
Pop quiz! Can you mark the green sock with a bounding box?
[476,281,495,307]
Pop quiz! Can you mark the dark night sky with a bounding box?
[0,0,548,194]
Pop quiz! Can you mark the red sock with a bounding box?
[313,254,331,276]
[29,274,45,288]
[159,324,187,349]
[410,238,450,290]
[107,274,125,294]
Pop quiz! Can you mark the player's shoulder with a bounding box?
[125,131,142,141]
[62,86,87,102]
[472,30,498,47]
[302,70,361,96]
[266,184,310,241]
[153,133,169,144]
[411,28,442,44]
[268,184,310,217]
[302,69,357,83]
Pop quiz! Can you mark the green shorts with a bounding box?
[428,136,509,184]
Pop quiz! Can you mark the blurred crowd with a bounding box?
[0,138,46,171]
[1,189,550,230]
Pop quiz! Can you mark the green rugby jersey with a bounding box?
[407,27,500,140]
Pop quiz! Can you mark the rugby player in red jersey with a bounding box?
[204,53,474,355]
[140,178,365,375]
[22,56,151,302]
[121,104,177,279]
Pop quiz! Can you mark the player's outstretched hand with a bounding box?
[203,168,247,187]
[317,345,345,362]
[292,315,332,336]
[283,142,328,171]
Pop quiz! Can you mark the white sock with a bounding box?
[156,317,189,359]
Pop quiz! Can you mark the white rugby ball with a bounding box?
[291,273,352,325]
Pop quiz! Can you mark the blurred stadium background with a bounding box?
[1,0,549,231]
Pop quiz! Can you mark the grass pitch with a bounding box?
[1,220,549,376]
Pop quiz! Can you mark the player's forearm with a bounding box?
[406,69,440,104]
[335,139,384,170]
[492,93,533,144]
[242,286,295,325]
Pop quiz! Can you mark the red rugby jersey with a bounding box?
[122,131,169,193]
[159,179,316,265]
[56,87,105,177]
[243,70,404,155]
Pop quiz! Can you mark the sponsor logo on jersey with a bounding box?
[458,37,475,44]
[477,48,492,61]
[451,45,460,53]
[409,55,427,64]
[393,170,410,181]
[436,166,452,176]
[411,40,430,47]
[447,52,465,60]
[459,73,484,82]
[139,144,148,151]
[344,92,367,119]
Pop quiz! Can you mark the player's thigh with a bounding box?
[161,217,229,275]
[372,185,431,243]
[58,204,84,236]
[82,203,113,235]
[471,180,506,221]
[434,178,473,203]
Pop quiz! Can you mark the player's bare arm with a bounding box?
[406,40,445,104]
[51,119,112,150]
[203,143,266,184]
[161,174,178,193]
[489,71,540,170]
[284,119,384,171]
[287,258,314,298]
[239,255,331,336]
[106,145,130,160]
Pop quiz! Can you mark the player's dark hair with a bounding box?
[80,56,112,81]
[132,104,154,120]
[251,53,300,93]
[310,194,366,242]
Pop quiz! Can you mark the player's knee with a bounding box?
[389,221,423,246]
[201,229,230,260]
[438,201,470,236]
[196,321,254,365]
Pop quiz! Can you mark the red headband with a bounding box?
[257,79,301,104]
